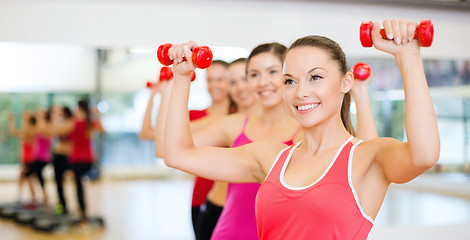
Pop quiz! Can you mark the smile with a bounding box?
[296,103,320,111]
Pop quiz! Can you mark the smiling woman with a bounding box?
[160,18,439,240]
[155,42,302,240]
[282,36,356,136]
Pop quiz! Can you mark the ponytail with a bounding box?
[341,92,355,136]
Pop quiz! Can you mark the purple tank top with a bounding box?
[33,134,52,162]
[211,118,297,240]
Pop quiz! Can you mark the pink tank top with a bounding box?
[33,134,52,162]
[256,136,374,240]
[211,118,298,240]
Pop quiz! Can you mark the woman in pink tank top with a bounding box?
[163,19,439,240]
[147,61,232,238]
[29,108,53,208]
[162,44,304,239]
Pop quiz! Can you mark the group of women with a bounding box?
[8,99,104,223]
[141,18,440,240]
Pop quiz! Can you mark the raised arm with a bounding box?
[139,85,163,140]
[154,80,173,158]
[8,114,21,138]
[162,42,274,183]
[351,71,378,140]
[154,76,236,157]
[36,109,53,137]
[94,118,105,134]
[50,106,73,137]
[372,19,440,183]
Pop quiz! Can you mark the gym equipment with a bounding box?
[14,207,49,224]
[157,43,213,69]
[360,20,434,47]
[0,202,41,218]
[33,215,105,232]
[0,202,22,218]
[146,69,196,88]
[160,66,174,81]
[191,71,196,82]
[353,62,371,81]
[147,66,174,88]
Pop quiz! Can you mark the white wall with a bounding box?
[0,42,96,92]
[0,0,469,59]
[0,0,469,92]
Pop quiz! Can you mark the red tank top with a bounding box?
[21,141,34,164]
[69,120,95,163]
[256,136,374,240]
[188,109,215,207]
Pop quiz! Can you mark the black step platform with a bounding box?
[0,202,24,218]
[0,202,44,219]
[14,208,50,224]
[33,215,105,232]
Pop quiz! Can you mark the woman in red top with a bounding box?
[140,60,232,237]
[8,111,37,204]
[163,19,439,239]
[62,99,104,222]
[51,106,74,214]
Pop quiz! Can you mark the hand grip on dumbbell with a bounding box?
[359,20,434,48]
[353,62,371,81]
[157,43,213,69]
[146,66,173,88]
[146,68,196,88]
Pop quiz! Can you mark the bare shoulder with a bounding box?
[217,113,249,135]
[242,141,292,177]
[354,137,402,168]
[222,113,249,124]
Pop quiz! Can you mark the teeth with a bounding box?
[298,103,319,111]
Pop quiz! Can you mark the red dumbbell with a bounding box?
[360,20,434,48]
[160,66,174,81]
[146,67,174,88]
[146,69,196,88]
[157,43,213,69]
[353,62,371,81]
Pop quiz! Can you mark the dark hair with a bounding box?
[78,98,91,131]
[44,109,52,123]
[288,35,355,136]
[229,58,247,66]
[247,43,287,72]
[211,60,229,68]
[228,97,237,114]
[29,115,37,126]
[62,106,73,119]
[225,58,247,115]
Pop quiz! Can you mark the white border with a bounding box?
[280,136,354,190]
[264,143,300,182]
[348,140,375,224]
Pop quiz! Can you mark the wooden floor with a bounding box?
[0,177,194,240]
[1,173,470,240]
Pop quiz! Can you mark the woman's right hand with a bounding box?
[371,19,421,59]
[168,41,198,78]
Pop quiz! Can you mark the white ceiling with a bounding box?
[0,0,469,59]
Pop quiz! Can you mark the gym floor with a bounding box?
[0,172,470,240]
